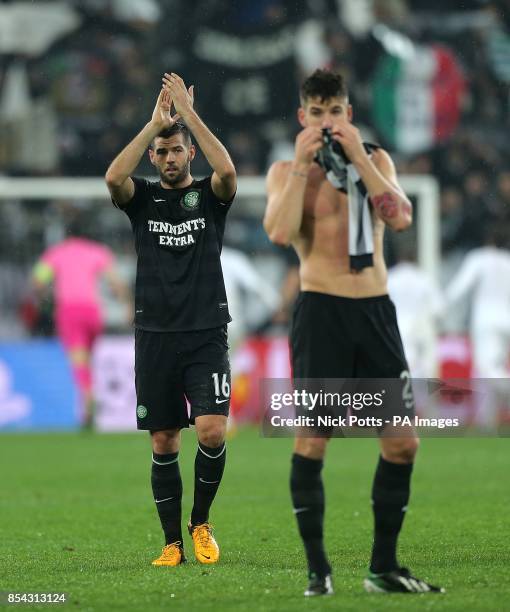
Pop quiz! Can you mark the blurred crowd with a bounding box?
[1,0,510,339]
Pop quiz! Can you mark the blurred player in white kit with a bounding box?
[221,246,279,432]
[388,250,443,379]
[446,226,510,426]
[221,246,279,351]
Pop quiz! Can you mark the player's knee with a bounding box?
[198,426,225,448]
[151,429,180,454]
[195,415,227,448]
[383,436,419,463]
[399,438,419,463]
[294,436,329,460]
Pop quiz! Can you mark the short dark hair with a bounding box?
[300,69,349,105]
[67,217,91,240]
[151,121,191,148]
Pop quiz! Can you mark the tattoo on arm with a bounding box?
[371,192,400,219]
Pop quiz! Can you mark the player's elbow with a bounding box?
[263,218,291,246]
[225,165,237,181]
[392,201,413,231]
[217,164,236,183]
[105,170,123,188]
[392,215,412,232]
[268,231,292,247]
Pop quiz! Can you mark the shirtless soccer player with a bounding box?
[106,73,236,567]
[264,69,444,596]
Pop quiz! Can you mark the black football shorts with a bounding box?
[289,292,414,428]
[134,325,230,431]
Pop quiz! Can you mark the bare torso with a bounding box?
[291,162,388,298]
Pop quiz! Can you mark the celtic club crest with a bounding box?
[181,190,200,211]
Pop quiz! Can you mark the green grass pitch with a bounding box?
[1,429,509,611]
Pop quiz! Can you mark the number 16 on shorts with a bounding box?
[212,372,230,404]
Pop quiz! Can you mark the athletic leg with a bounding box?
[191,414,228,526]
[292,435,332,586]
[68,346,94,428]
[183,326,230,563]
[135,329,189,566]
[370,427,419,573]
[357,297,443,592]
[150,429,183,545]
[56,304,102,429]
[289,293,353,596]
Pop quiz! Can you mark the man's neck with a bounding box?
[160,175,194,190]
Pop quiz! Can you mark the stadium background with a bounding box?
[2,0,509,429]
[1,1,509,610]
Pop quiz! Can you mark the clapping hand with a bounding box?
[150,86,180,130]
[162,72,194,121]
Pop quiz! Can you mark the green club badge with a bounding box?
[182,190,200,211]
[137,405,148,419]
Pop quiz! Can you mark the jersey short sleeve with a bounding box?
[112,177,150,221]
[207,178,236,216]
[118,174,233,331]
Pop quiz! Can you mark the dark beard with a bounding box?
[159,161,190,187]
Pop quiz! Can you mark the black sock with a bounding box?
[290,453,331,578]
[190,442,226,526]
[151,452,183,545]
[370,455,413,574]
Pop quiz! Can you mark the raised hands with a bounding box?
[162,72,194,121]
[151,87,179,131]
[330,117,366,165]
[294,127,324,168]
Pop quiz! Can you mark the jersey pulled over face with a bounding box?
[295,163,388,298]
[290,96,390,297]
[114,176,233,331]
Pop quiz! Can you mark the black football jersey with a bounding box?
[114,176,233,331]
